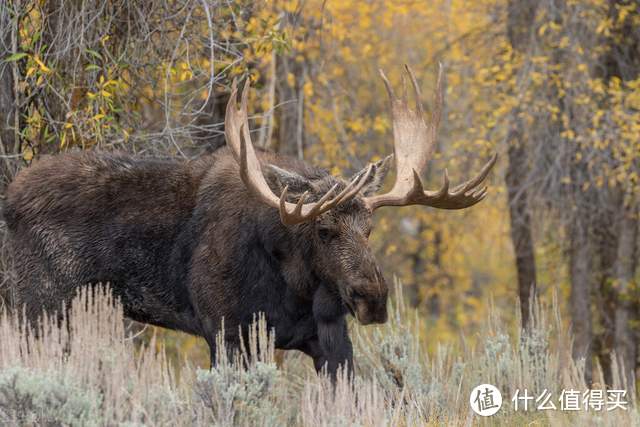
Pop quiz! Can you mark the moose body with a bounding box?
[5,148,373,374]
[5,66,496,377]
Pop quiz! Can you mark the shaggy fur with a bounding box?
[4,147,390,377]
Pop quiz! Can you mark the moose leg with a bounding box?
[312,287,354,381]
[299,339,328,373]
[317,319,353,380]
[201,319,243,369]
[204,335,242,369]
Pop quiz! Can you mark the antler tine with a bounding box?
[226,78,373,226]
[307,183,339,216]
[278,167,372,224]
[432,63,444,129]
[363,65,497,211]
[379,69,396,105]
[401,72,408,105]
[405,64,424,116]
[335,164,374,204]
[293,191,309,215]
[303,166,373,218]
[450,153,498,195]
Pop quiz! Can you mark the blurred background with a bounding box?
[0,0,638,388]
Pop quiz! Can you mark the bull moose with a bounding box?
[4,65,496,377]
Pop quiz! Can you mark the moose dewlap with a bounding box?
[5,66,496,378]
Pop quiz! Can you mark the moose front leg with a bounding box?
[310,286,354,380]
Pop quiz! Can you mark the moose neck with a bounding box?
[253,208,319,301]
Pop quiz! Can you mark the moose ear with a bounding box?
[353,155,393,196]
[265,164,313,194]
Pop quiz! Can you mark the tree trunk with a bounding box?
[570,218,594,384]
[613,203,638,390]
[591,206,619,386]
[0,3,17,189]
[275,55,305,158]
[505,141,537,330]
[506,0,538,331]
[593,0,640,388]
[0,2,18,310]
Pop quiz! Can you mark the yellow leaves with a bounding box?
[21,54,52,78]
[282,0,299,13]
[609,76,622,90]
[595,17,612,35]
[346,117,366,135]
[624,80,640,110]
[592,109,605,127]
[286,72,295,87]
[302,81,313,98]
[101,78,119,89]
[575,94,591,106]
[178,62,193,81]
[538,23,548,36]
[339,46,354,63]
[372,116,387,134]
[538,20,561,37]
[33,56,51,73]
[589,78,606,95]
[558,36,570,49]
[530,71,544,86]
[22,146,34,161]
[385,244,397,256]
[25,66,37,78]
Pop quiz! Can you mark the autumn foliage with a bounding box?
[0,0,639,413]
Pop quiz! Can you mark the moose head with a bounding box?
[225,65,497,325]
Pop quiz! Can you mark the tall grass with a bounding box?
[0,282,637,426]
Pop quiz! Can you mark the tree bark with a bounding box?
[0,3,17,189]
[0,2,18,310]
[274,9,306,159]
[593,0,640,388]
[613,203,638,389]
[505,140,537,330]
[275,55,305,158]
[506,0,538,331]
[570,218,594,384]
[593,211,618,386]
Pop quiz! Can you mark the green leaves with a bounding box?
[85,49,103,60]
[3,52,28,62]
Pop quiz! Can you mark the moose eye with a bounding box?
[317,227,337,242]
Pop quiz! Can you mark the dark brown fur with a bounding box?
[4,147,390,377]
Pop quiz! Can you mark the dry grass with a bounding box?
[0,282,637,426]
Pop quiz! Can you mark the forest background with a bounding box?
[0,0,639,391]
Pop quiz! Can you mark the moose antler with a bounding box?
[363,64,497,211]
[225,79,373,225]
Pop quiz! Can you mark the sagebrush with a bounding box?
[0,282,637,426]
